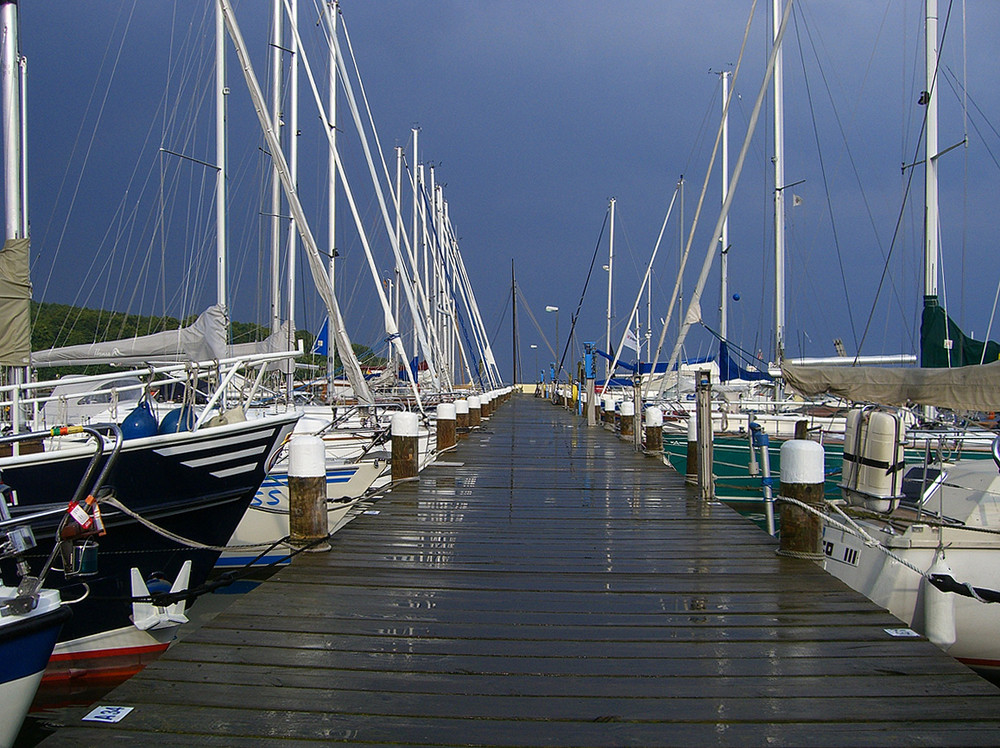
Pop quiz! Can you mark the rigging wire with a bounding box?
[557,208,610,380]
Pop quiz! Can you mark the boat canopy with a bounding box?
[781,360,1000,412]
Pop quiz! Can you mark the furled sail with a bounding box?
[32,304,229,367]
[0,237,31,366]
[781,360,1000,412]
[921,301,1000,368]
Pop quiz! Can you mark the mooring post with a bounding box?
[391,411,420,481]
[794,419,809,440]
[695,370,714,499]
[619,399,634,438]
[455,398,470,436]
[602,394,615,426]
[436,402,456,451]
[685,413,698,485]
[468,395,482,429]
[288,435,330,551]
[644,406,663,454]
[777,439,825,559]
[632,380,643,451]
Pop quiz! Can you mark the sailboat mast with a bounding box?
[772,0,785,362]
[326,0,337,399]
[269,0,282,335]
[719,69,730,342]
[924,0,939,305]
[606,196,615,380]
[285,0,299,398]
[2,0,21,241]
[215,1,227,313]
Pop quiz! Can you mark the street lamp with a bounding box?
[545,306,559,381]
[530,344,538,382]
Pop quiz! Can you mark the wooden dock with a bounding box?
[41,395,1000,746]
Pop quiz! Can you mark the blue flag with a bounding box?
[311,317,329,356]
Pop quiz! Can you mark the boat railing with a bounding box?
[0,350,298,432]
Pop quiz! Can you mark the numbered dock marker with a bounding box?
[82,705,134,723]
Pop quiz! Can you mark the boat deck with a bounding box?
[40,394,1000,746]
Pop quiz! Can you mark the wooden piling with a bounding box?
[619,400,634,438]
[695,370,713,499]
[468,395,482,429]
[391,412,420,481]
[778,439,825,559]
[455,399,470,435]
[685,414,698,485]
[644,406,663,453]
[436,402,457,451]
[288,435,330,551]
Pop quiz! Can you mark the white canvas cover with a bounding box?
[32,304,229,367]
[781,360,1000,412]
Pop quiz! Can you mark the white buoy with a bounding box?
[921,556,957,650]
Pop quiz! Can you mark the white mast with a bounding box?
[606,196,615,379]
[719,70,730,341]
[219,0,375,405]
[269,0,282,334]
[924,0,939,305]
[326,0,337,395]
[394,145,403,334]
[2,0,20,241]
[215,0,227,312]
[285,0,299,396]
[772,0,785,362]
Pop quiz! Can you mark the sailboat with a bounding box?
[0,0,300,685]
[780,0,1000,676]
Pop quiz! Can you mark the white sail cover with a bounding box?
[782,361,1000,412]
[32,304,229,367]
[0,237,31,366]
[229,320,295,373]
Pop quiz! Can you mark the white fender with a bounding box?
[920,556,957,650]
[131,559,192,631]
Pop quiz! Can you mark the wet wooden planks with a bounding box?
[42,395,1000,746]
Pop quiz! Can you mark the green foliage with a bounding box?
[29,302,387,378]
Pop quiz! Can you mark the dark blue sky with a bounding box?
[17,1,1000,381]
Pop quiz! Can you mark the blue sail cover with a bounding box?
[595,348,712,374]
[719,341,772,382]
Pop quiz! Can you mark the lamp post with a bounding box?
[530,344,538,382]
[545,305,559,381]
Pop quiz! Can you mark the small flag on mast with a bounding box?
[311,317,329,356]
